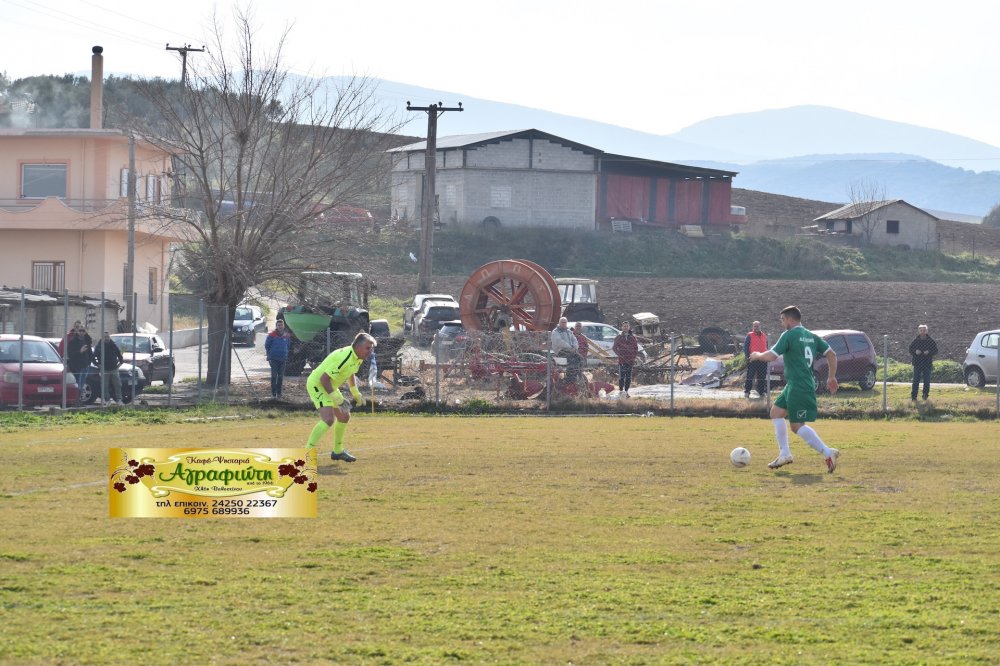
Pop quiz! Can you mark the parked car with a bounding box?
[110,333,175,385]
[414,301,462,345]
[0,334,79,406]
[369,319,391,340]
[431,320,468,360]
[232,304,267,346]
[404,294,457,333]
[322,206,374,224]
[767,329,877,391]
[962,328,999,387]
[571,321,648,366]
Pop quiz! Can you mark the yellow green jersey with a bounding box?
[306,345,363,391]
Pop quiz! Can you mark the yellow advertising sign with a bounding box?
[109,448,317,518]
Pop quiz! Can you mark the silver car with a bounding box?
[963,329,1000,387]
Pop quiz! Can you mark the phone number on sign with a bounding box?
[182,499,279,515]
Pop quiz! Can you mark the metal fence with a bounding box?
[2,287,999,418]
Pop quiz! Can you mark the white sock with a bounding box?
[772,419,791,457]
[796,425,830,457]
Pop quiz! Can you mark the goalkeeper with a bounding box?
[305,332,378,462]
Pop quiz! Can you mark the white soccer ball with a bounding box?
[730,447,751,468]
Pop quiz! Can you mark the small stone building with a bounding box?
[813,200,939,250]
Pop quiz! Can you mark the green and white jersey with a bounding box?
[771,325,830,390]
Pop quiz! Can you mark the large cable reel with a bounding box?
[459,259,562,332]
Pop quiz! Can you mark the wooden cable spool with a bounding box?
[459,259,562,332]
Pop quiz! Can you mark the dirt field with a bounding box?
[380,274,1000,363]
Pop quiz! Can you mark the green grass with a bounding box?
[1,415,998,664]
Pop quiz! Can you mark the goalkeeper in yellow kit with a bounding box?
[305,332,377,462]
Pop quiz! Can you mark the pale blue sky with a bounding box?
[3,0,998,148]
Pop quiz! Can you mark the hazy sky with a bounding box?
[3,0,998,147]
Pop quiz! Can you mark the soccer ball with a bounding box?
[730,447,751,468]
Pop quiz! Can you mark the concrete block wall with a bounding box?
[466,139,531,169]
[459,171,595,229]
[531,139,594,171]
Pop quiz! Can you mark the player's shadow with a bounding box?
[788,473,824,485]
[318,465,349,477]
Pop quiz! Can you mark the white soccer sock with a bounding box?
[772,419,791,457]
[796,425,830,457]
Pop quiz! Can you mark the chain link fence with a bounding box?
[2,285,999,418]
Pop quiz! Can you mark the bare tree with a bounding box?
[846,178,889,246]
[128,9,403,385]
[983,202,1000,229]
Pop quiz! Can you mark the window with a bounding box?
[32,261,65,291]
[825,335,849,356]
[148,267,159,304]
[886,220,900,234]
[22,164,67,198]
[983,333,999,350]
[846,334,872,354]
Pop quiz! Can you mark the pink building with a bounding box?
[0,48,185,332]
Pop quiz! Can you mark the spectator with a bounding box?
[57,320,83,357]
[66,323,94,405]
[908,324,938,400]
[612,321,640,398]
[94,331,124,404]
[743,320,769,399]
[550,317,582,382]
[265,319,292,400]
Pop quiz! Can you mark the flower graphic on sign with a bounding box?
[278,458,318,493]
[111,455,155,493]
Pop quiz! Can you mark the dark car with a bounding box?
[0,334,79,407]
[369,319,391,340]
[232,305,267,346]
[767,329,877,391]
[111,333,175,385]
[415,304,461,345]
[431,321,468,360]
[43,338,147,405]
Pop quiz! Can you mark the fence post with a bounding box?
[882,335,889,417]
[18,288,25,411]
[130,294,138,402]
[545,335,552,412]
[434,334,440,405]
[197,299,204,403]
[168,296,174,407]
[996,343,999,419]
[62,289,69,411]
[669,332,675,414]
[224,305,230,403]
[100,291,106,407]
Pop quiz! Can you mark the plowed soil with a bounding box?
[381,275,1000,363]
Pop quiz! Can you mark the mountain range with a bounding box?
[359,78,1000,217]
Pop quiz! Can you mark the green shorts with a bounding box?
[307,380,344,410]
[774,384,817,423]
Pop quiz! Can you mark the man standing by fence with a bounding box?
[743,320,769,399]
[265,319,292,400]
[94,331,123,404]
[908,324,938,400]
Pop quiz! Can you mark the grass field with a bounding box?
[1,413,998,664]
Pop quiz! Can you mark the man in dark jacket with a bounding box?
[612,321,640,398]
[66,323,93,405]
[743,321,769,398]
[908,324,938,400]
[265,319,292,399]
[94,331,124,404]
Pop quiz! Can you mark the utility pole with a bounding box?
[165,43,205,87]
[126,134,136,330]
[406,101,463,293]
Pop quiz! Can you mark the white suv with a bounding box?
[963,329,1000,387]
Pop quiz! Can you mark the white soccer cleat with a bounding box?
[767,454,793,469]
[825,448,839,474]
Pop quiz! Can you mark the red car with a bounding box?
[0,334,79,407]
[766,329,878,392]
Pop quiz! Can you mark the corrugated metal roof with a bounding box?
[388,128,737,178]
[815,200,938,222]
[388,129,601,155]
